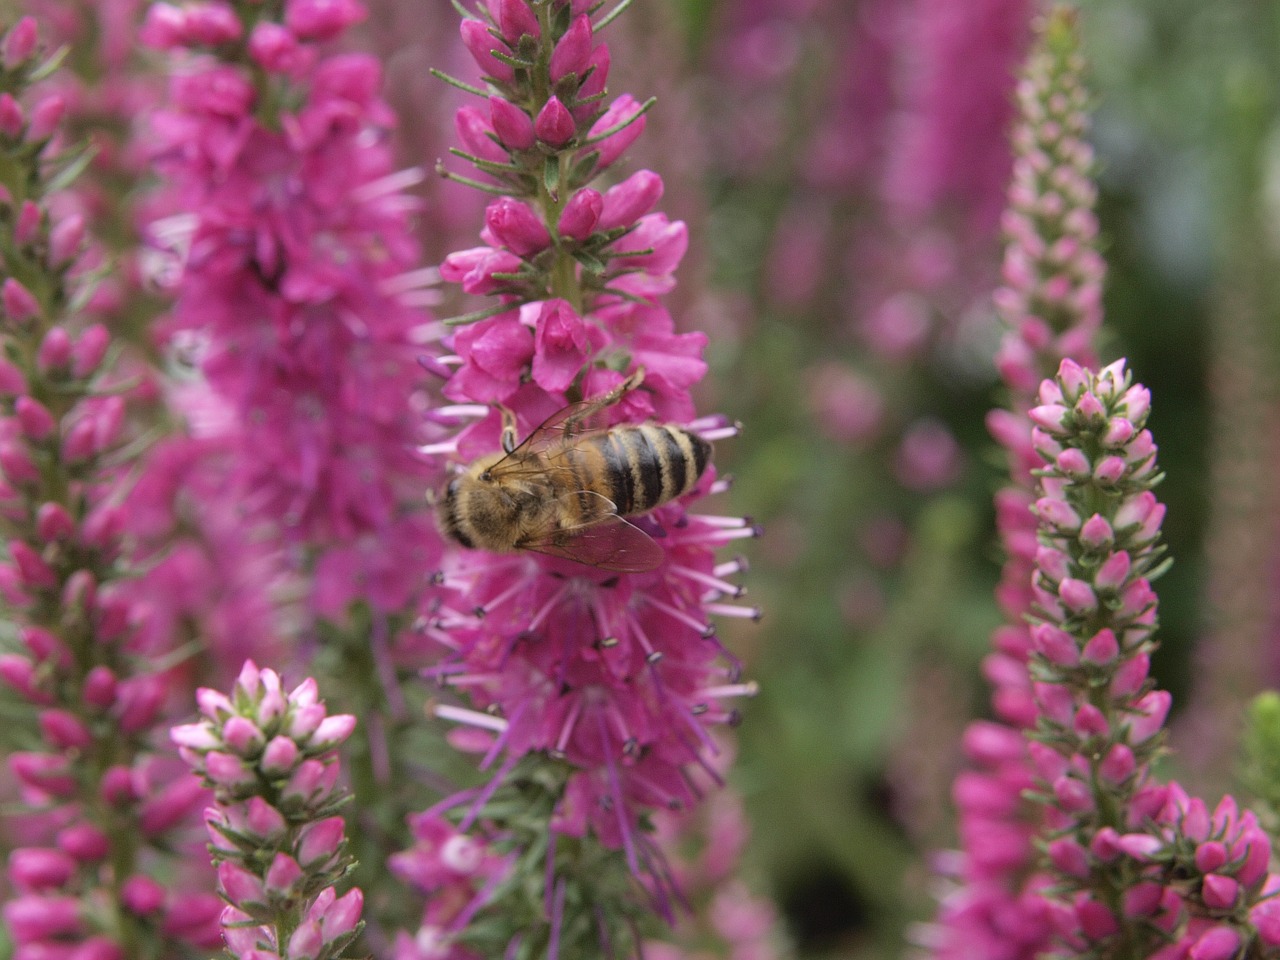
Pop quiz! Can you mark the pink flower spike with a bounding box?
[558,188,603,241]
[550,15,592,82]
[489,96,535,150]
[535,95,576,147]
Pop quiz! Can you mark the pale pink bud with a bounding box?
[222,715,264,754]
[455,105,508,163]
[83,666,118,709]
[1059,577,1097,613]
[1032,623,1078,666]
[1082,628,1119,664]
[1029,403,1069,434]
[310,713,356,748]
[1099,743,1135,784]
[15,200,41,244]
[29,94,65,140]
[558,188,602,241]
[3,278,40,322]
[140,4,187,48]
[1027,740,1070,780]
[0,653,42,700]
[488,96,534,150]
[205,750,255,787]
[297,816,345,867]
[235,659,263,697]
[287,702,325,740]
[72,325,110,378]
[1103,416,1135,446]
[245,797,287,839]
[3,17,39,68]
[170,722,219,751]
[265,853,303,895]
[288,919,324,959]
[1079,514,1113,550]
[1036,497,1080,532]
[550,14,592,81]
[0,356,27,394]
[11,540,57,589]
[534,95,575,147]
[1074,703,1108,736]
[0,440,38,484]
[1035,682,1075,727]
[249,22,305,73]
[16,396,55,440]
[218,860,266,908]
[1093,455,1126,483]
[1094,551,1131,592]
[322,888,364,937]
[283,758,337,803]
[1120,384,1151,422]
[261,735,300,774]
[37,327,72,371]
[1195,841,1227,873]
[1129,690,1172,743]
[4,893,83,940]
[1055,447,1090,478]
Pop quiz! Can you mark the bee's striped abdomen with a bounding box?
[594,425,710,516]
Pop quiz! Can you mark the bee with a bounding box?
[436,372,711,572]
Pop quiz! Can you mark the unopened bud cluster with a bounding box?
[172,660,363,960]
[993,7,1104,395]
[1027,359,1280,959]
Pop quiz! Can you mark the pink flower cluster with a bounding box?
[142,0,435,581]
[0,19,222,957]
[172,660,364,960]
[424,0,756,871]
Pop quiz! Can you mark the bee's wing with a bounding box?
[488,382,632,476]
[524,511,665,573]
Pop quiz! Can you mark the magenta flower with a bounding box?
[173,660,363,959]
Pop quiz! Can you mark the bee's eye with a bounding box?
[479,470,492,483]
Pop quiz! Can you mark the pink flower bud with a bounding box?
[534,95,575,147]
[575,44,611,118]
[550,14,592,81]
[1048,837,1089,878]
[1099,743,1136,784]
[37,327,72,372]
[1129,690,1172,743]
[139,776,204,837]
[558,188,602,241]
[1195,841,1227,873]
[245,797,287,839]
[186,2,242,44]
[16,396,55,440]
[11,540,57,589]
[1074,703,1108,736]
[265,853,304,895]
[15,200,40,245]
[1053,774,1092,812]
[283,758,337,804]
[1094,551,1131,592]
[39,708,92,750]
[29,94,65,140]
[83,665,118,709]
[9,847,76,891]
[0,441,38,485]
[3,17,39,68]
[0,93,22,138]
[286,701,325,740]
[1078,514,1113,550]
[486,97,533,152]
[310,713,357,748]
[0,653,43,701]
[58,822,110,861]
[455,104,509,163]
[1082,628,1119,664]
[11,750,76,795]
[598,169,664,231]
[1055,447,1090,478]
[1190,926,1241,960]
[1103,416,1135,446]
[1029,403,1069,434]
[1035,496,1080,532]
[0,356,27,394]
[1059,577,1097,613]
[262,735,300,774]
[1254,899,1280,947]
[298,816,346,867]
[484,198,551,256]
[218,860,267,908]
[72,324,110,378]
[1032,623,1078,666]
[288,918,324,959]
[217,717,263,760]
[100,764,137,805]
[460,18,515,83]
[496,0,539,42]
[323,888,364,937]
[588,94,646,169]
[1123,881,1164,917]
[1076,897,1118,940]
[285,0,366,41]
[122,875,167,915]
[4,893,83,941]
[3,278,40,323]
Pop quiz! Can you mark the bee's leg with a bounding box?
[563,368,648,435]
[499,405,519,454]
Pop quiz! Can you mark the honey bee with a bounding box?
[436,372,711,572]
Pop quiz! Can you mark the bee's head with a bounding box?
[435,456,522,552]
